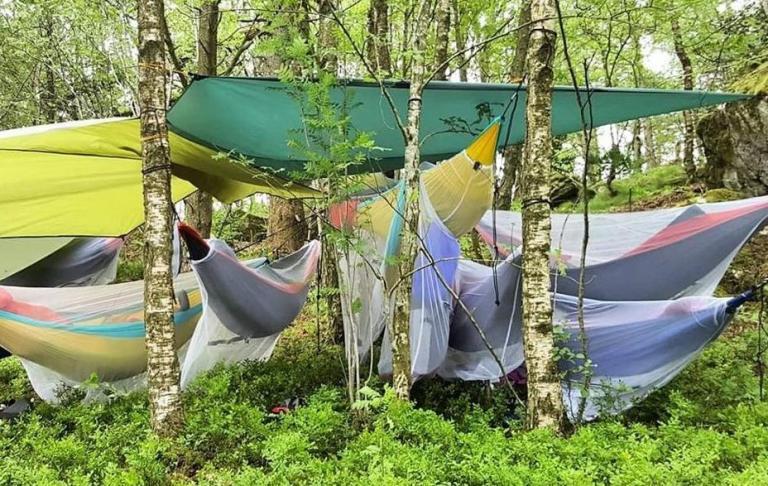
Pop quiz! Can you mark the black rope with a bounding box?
[521,197,551,209]
[141,163,173,176]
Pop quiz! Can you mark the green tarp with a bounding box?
[167,76,747,175]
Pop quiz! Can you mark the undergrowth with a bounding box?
[1,317,767,485]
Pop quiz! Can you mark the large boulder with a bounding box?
[698,95,768,196]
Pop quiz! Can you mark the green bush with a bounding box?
[1,321,767,484]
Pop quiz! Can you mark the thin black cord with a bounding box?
[492,180,501,305]
[491,75,527,307]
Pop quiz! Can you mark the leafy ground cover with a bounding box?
[3,164,768,484]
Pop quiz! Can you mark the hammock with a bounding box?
[414,197,768,418]
[178,225,321,387]
[0,229,319,401]
[443,254,736,419]
[333,120,499,379]
[339,146,765,416]
[475,197,768,299]
[0,238,123,288]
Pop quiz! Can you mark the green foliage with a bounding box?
[0,358,33,404]
[3,324,767,484]
[115,260,144,284]
[559,164,690,213]
[211,202,269,251]
[704,188,746,203]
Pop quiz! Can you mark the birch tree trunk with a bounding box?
[185,0,219,238]
[644,119,658,169]
[138,0,183,436]
[671,18,696,181]
[520,0,565,432]
[498,0,531,209]
[389,1,431,401]
[390,79,422,400]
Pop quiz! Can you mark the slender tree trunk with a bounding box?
[185,0,219,238]
[391,80,422,400]
[266,2,309,257]
[41,14,57,123]
[138,0,183,436]
[671,18,696,181]
[632,120,642,163]
[317,0,344,342]
[643,119,658,169]
[451,0,468,82]
[498,0,531,209]
[520,0,565,432]
[267,197,307,257]
[317,0,338,72]
[433,0,451,80]
[390,2,432,401]
[366,0,392,76]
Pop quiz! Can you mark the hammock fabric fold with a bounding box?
[0,238,123,288]
[444,255,734,419]
[475,197,768,299]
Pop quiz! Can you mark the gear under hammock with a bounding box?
[475,196,768,300]
[0,230,319,401]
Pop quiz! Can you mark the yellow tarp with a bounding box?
[0,118,317,238]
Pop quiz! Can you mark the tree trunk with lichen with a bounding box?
[389,2,431,401]
[317,0,344,343]
[267,197,307,257]
[138,0,183,437]
[390,80,422,400]
[520,0,565,432]
[185,0,219,238]
[433,0,451,80]
[671,18,696,181]
[366,0,392,76]
[498,0,531,209]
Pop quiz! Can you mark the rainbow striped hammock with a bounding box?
[0,234,319,401]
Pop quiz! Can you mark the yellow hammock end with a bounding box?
[465,120,501,166]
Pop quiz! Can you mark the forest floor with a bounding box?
[2,165,768,484]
